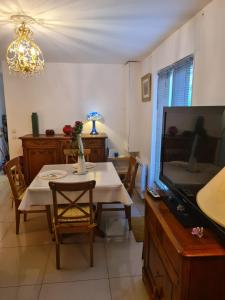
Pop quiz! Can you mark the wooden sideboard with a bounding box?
[143,193,225,300]
[20,133,108,183]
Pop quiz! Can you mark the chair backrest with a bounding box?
[123,156,139,197]
[63,149,91,163]
[49,180,96,225]
[4,157,26,206]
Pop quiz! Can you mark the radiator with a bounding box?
[135,157,147,199]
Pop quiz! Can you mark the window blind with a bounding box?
[171,56,193,106]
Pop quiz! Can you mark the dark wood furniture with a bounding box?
[4,157,52,234]
[96,156,138,231]
[20,133,107,183]
[49,180,96,269]
[63,148,91,163]
[143,192,225,300]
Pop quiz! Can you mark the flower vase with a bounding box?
[77,155,86,174]
[77,134,87,174]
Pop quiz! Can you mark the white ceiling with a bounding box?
[0,0,211,63]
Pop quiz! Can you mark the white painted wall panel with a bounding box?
[2,63,126,158]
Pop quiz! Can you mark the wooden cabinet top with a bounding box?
[145,192,225,257]
[20,133,108,140]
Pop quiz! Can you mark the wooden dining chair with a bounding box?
[4,157,52,234]
[96,156,139,230]
[49,180,96,269]
[63,148,91,163]
[10,156,24,208]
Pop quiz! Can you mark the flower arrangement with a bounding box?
[71,121,84,158]
[73,121,83,135]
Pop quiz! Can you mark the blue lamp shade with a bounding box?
[86,112,102,135]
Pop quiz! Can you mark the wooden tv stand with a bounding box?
[143,193,225,300]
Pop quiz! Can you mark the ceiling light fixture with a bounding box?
[6,15,44,75]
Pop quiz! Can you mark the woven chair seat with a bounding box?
[56,205,95,223]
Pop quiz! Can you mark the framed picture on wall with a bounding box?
[141,73,151,102]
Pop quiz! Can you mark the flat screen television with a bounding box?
[160,106,225,241]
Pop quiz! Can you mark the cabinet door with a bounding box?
[149,241,173,300]
[60,140,72,163]
[83,138,106,162]
[90,148,105,162]
[27,148,58,182]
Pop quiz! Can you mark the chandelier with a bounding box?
[6,18,44,75]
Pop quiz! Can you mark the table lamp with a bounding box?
[86,111,102,135]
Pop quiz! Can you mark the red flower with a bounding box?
[72,121,83,135]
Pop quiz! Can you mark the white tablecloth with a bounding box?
[19,162,132,211]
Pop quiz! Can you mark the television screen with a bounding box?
[160,106,225,198]
[160,106,225,239]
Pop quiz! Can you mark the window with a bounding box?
[153,56,194,187]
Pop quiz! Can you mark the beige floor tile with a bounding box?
[105,237,143,277]
[0,175,10,200]
[0,222,12,241]
[104,215,130,237]
[39,279,111,300]
[0,246,51,287]
[0,285,41,300]
[0,220,53,248]
[0,201,14,223]
[110,276,149,300]
[99,203,141,238]
[43,242,108,283]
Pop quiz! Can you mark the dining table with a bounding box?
[19,162,132,211]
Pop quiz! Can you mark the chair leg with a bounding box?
[46,205,52,233]
[23,213,27,222]
[11,195,14,208]
[55,231,60,269]
[15,208,20,235]
[89,230,94,267]
[125,205,132,231]
[142,243,144,260]
[56,243,60,270]
[96,203,103,228]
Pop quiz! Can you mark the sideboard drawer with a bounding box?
[22,139,58,148]
[83,138,105,148]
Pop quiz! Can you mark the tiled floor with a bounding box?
[0,175,148,300]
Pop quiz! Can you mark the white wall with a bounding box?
[124,62,141,153]
[2,63,126,158]
[137,0,225,185]
[0,73,5,128]
[0,73,6,164]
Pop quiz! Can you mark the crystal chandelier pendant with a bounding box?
[6,21,44,75]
